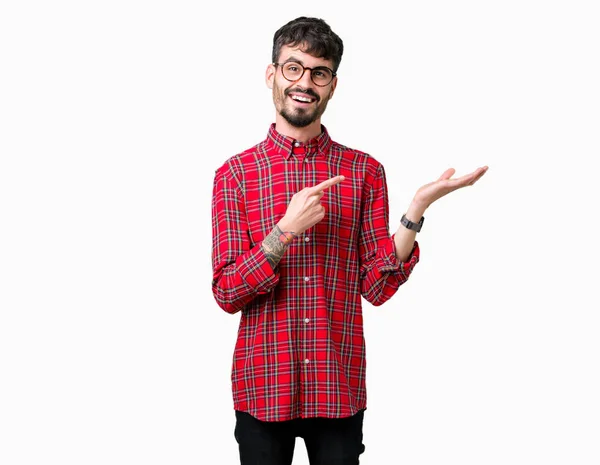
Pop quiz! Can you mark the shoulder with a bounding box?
[328,139,385,181]
[213,139,269,185]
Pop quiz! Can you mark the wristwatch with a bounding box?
[400,214,425,233]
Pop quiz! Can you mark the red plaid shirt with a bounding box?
[211,124,420,421]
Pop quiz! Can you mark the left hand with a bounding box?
[412,166,489,210]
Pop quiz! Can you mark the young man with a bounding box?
[211,16,488,465]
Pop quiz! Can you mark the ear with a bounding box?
[265,64,276,89]
[328,76,338,100]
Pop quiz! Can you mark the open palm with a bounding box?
[414,166,489,209]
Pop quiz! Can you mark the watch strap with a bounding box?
[400,214,424,232]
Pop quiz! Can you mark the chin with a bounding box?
[281,108,317,128]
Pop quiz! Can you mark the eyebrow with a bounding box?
[281,56,304,65]
[281,56,331,70]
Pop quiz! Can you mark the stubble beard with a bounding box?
[281,106,318,128]
[275,85,330,128]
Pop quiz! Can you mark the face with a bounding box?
[266,44,338,128]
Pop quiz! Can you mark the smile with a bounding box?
[289,93,317,104]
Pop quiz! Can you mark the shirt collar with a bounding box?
[265,123,332,160]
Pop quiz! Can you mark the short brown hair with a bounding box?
[272,17,344,72]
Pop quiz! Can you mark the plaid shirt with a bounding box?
[212,124,420,421]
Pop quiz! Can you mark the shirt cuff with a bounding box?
[237,246,280,295]
[377,235,420,275]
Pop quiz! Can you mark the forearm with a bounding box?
[394,200,426,262]
[212,240,280,313]
[260,222,297,270]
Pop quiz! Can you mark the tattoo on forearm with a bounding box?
[261,225,296,269]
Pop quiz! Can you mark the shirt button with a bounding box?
[304,359,310,364]
[294,142,300,147]
[304,276,310,282]
[304,318,310,324]
[304,236,310,242]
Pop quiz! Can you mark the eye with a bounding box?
[313,68,332,80]
[286,64,300,72]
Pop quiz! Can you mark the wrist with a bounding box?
[276,218,299,237]
[405,200,427,223]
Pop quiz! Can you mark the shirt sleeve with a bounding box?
[211,166,280,314]
[358,163,420,306]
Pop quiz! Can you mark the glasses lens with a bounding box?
[282,63,304,81]
[311,68,333,86]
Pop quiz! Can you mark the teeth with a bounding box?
[292,95,313,103]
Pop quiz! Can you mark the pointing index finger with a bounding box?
[309,175,345,194]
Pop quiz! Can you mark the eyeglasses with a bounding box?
[274,62,336,87]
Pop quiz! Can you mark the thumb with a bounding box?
[438,168,455,181]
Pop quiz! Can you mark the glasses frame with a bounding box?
[273,62,337,87]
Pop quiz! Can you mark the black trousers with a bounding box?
[234,409,365,465]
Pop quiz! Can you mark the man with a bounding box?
[211,16,488,465]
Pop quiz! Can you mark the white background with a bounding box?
[1,1,599,464]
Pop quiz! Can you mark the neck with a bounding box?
[274,114,322,143]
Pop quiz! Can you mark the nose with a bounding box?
[297,68,314,88]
